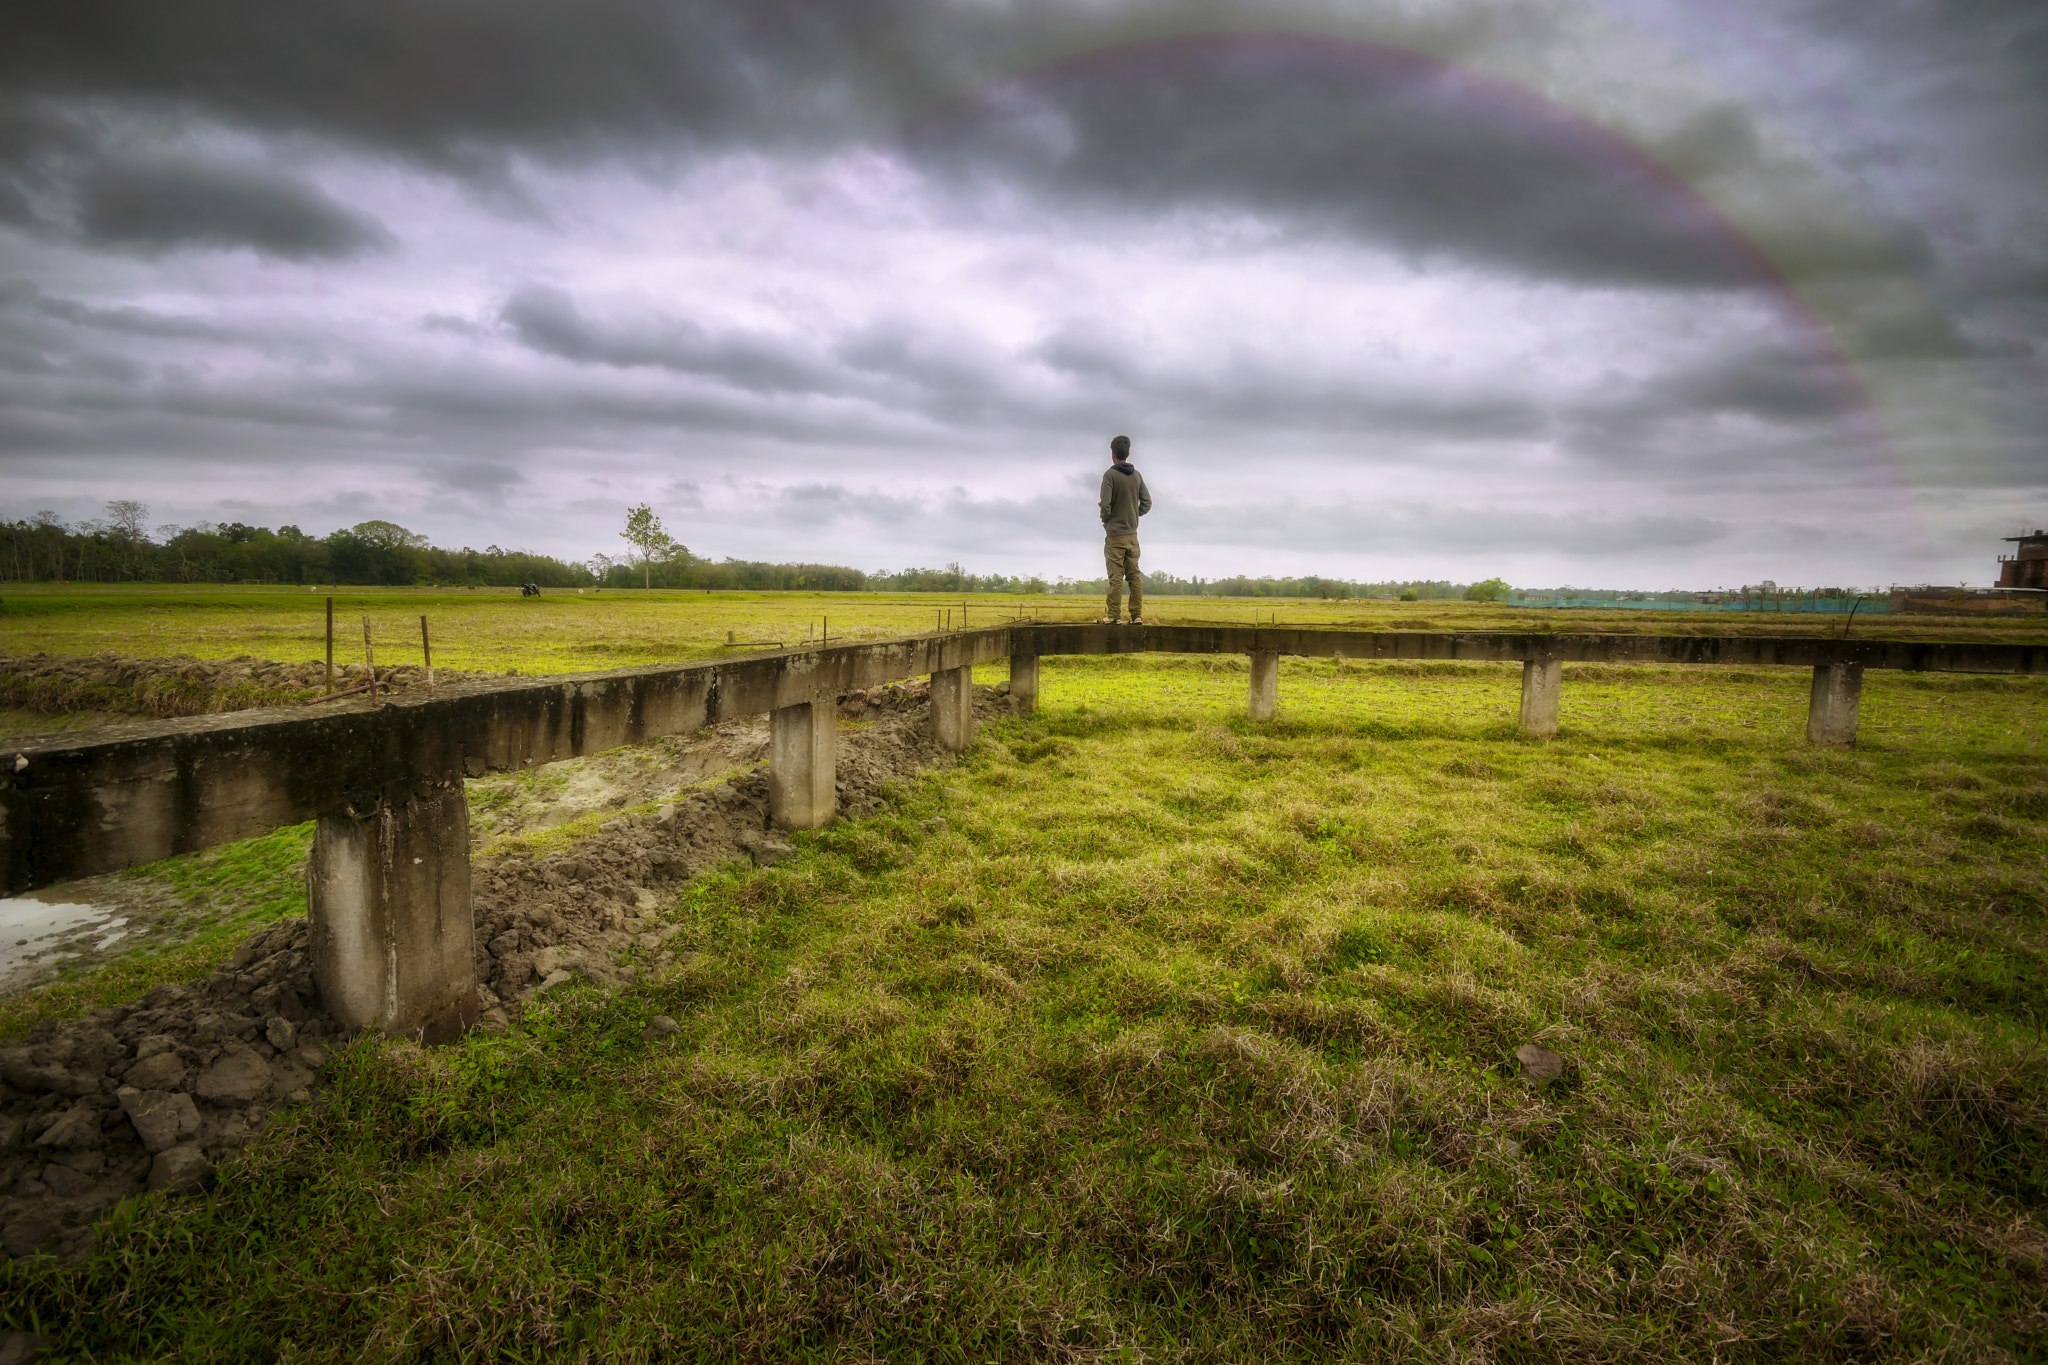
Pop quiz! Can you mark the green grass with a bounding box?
[7,658,2045,1361]
[2,583,2039,681]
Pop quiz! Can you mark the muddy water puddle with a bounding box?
[1,895,130,995]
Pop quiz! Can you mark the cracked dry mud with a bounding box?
[1,667,1010,1264]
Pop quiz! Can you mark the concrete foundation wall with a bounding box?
[9,620,2043,1044]
[5,624,2041,893]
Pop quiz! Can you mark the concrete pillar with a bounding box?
[307,780,477,1044]
[932,664,974,751]
[769,699,837,829]
[1008,654,1040,715]
[1248,650,1279,722]
[1519,658,1562,738]
[1807,661,1864,747]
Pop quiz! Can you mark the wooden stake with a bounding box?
[420,615,434,689]
[822,615,827,646]
[302,681,373,705]
[325,596,334,690]
[362,616,379,706]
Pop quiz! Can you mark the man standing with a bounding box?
[1099,434,1152,624]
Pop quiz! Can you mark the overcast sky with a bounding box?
[1,0,2043,588]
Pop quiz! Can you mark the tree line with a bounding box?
[2,502,1509,598]
[0,508,595,588]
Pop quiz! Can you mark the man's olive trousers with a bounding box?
[1105,534,1142,619]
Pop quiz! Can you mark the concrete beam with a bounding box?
[932,665,974,751]
[1518,658,1562,738]
[1807,662,1864,748]
[307,779,477,1042]
[1008,654,1040,715]
[769,699,837,829]
[0,627,1012,892]
[1008,625,2048,674]
[1249,651,1279,722]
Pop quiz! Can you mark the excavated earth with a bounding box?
[0,649,479,697]
[0,650,488,744]
[0,668,1011,1264]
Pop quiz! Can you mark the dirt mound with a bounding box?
[468,687,996,1010]
[0,680,1015,1263]
[466,720,771,842]
[0,919,335,1262]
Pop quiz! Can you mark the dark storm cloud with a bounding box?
[0,0,918,164]
[0,0,1918,291]
[71,158,391,259]
[922,53,1806,291]
[0,98,393,260]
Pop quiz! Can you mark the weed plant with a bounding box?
[0,671,317,719]
[7,658,2044,1360]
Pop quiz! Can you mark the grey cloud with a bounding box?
[429,461,523,499]
[500,283,837,396]
[494,284,1557,445]
[737,478,1732,561]
[1166,499,1731,558]
[1029,325,1547,442]
[1659,350,1863,425]
[34,293,237,342]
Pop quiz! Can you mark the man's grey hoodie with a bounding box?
[1099,462,1152,537]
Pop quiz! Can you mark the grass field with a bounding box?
[6,649,2046,1361]
[2,583,2041,680]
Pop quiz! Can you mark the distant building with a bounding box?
[1997,529,2047,590]
[1884,529,2047,616]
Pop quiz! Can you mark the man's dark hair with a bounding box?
[1110,434,1130,460]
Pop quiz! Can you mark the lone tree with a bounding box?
[620,504,686,590]
[1463,577,1511,602]
[103,499,150,578]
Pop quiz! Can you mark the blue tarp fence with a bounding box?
[1504,597,1887,614]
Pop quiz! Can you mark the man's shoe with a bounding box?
[1128,615,1145,626]
[1096,616,1118,624]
